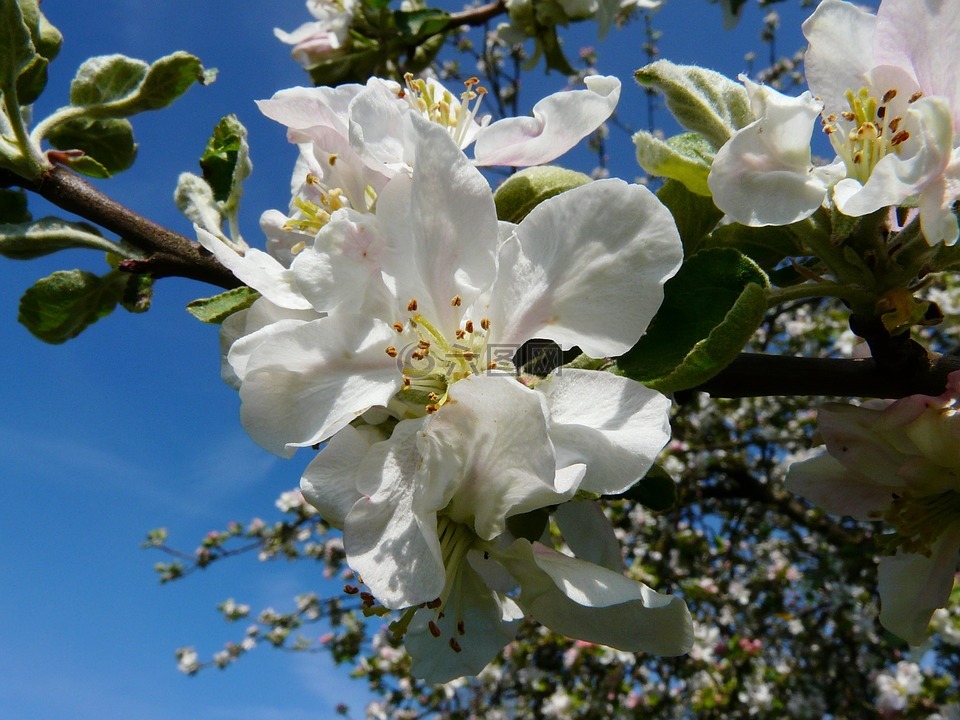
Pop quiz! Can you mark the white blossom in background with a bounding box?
[175,646,200,674]
[787,371,960,644]
[709,0,960,246]
[275,0,357,68]
[874,660,924,712]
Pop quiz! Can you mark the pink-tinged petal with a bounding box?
[376,120,499,335]
[300,424,385,527]
[419,375,569,540]
[875,0,960,124]
[489,179,682,357]
[708,80,828,226]
[918,153,960,246]
[196,227,313,311]
[256,85,360,136]
[238,314,401,456]
[817,403,914,486]
[498,539,694,655]
[292,210,394,316]
[539,370,671,495]
[405,556,521,683]
[802,0,877,112]
[344,421,446,609]
[553,501,623,573]
[785,453,898,520]
[472,76,621,167]
[877,522,960,645]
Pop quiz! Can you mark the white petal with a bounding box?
[300,424,385,527]
[708,81,827,226]
[473,76,621,166]
[196,226,313,311]
[419,375,569,540]
[489,179,682,357]
[405,557,519,683]
[539,370,671,494]
[238,315,401,455]
[256,85,360,137]
[375,119,499,335]
[802,0,877,112]
[225,303,319,385]
[785,453,897,521]
[347,80,415,174]
[553,501,623,572]
[498,539,694,655]
[877,522,960,645]
[344,420,445,609]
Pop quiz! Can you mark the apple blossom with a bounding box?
[786,371,960,644]
[709,0,960,246]
[274,0,356,68]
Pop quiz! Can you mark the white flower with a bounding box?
[786,371,960,644]
[176,647,200,674]
[275,0,356,68]
[709,0,960,245]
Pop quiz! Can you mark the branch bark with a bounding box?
[2,164,242,290]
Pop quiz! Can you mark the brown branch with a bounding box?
[446,0,507,30]
[2,164,242,290]
[691,352,960,399]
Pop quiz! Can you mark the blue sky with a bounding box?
[0,2,814,719]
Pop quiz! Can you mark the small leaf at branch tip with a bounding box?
[187,286,260,324]
[18,268,130,343]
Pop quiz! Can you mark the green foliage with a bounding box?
[634,130,714,195]
[0,0,37,94]
[635,60,752,149]
[619,248,769,392]
[0,188,30,224]
[46,117,137,176]
[656,179,724,255]
[18,267,152,343]
[199,114,251,212]
[0,217,122,259]
[614,464,677,512]
[186,286,260,324]
[493,166,592,223]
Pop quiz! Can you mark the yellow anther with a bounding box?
[480,317,491,331]
[451,295,462,307]
[393,322,404,333]
[464,320,474,333]
[385,346,398,358]
[408,299,419,312]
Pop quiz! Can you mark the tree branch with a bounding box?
[692,352,960,399]
[2,164,242,290]
[446,0,507,30]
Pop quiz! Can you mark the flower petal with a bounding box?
[405,556,521,683]
[538,370,671,494]
[472,76,621,166]
[498,539,694,656]
[489,179,682,357]
[708,80,828,226]
[785,452,897,520]
[419,375,570,540]
[877,522,960,645]
[238,314,401,456]
[553,501,622,573]
[802,0,877,112]
[300,424,386,527]
[344,420,445,609]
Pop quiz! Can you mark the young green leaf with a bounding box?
[69,54,149,106]
[0,217,120,259]
[618,248,769,393]
[0,0,36,92]
[199,115,251,212]
[635,60,752,149]
[634,130,713,195]
[493,166,591,224]
[656,179,723,256]
[18,268,128,343]
[187,286,260,324]
[175,172,223,238]
[45,117,137,176]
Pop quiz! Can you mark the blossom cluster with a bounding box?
[201,72,694,681]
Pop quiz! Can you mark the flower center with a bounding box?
[400,74,488,148]
[283,174,352,238]
[822,86,919,185]
[385,296,503,416]
[880,489,960,557]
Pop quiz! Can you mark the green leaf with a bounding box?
[174,172,223,237]
[18,268,128,343]
[701,223,803,272]
[69,54,149,106]
[187,286,260,324]
[120,273,153,313]
[135,51,212,111]
[46,116,137,176]
[394,8,449,37]
[656,179,723,256]
[618,248,769,392]
[539,26,575,75]
[615,465,676,512]
[56,153,111,179]
[17,0,62,62]
[0,217,119,259]
[635,60,752,149]
[0,188,30,224]
[15,53,46,104]
[493,166,592,224]
[634,130,713,195]
[0,0,36,92]
[199,114,251,211]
